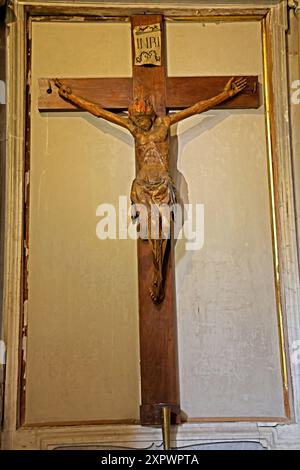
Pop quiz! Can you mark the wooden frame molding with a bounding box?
[1,0,300,449]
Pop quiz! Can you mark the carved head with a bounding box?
[128,97,156,131]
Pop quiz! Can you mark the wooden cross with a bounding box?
[38,15,259,427]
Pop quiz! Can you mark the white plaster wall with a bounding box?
[27,22,140,424]
[168,21,285,418]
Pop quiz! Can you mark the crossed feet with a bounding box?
[149,272,165,304]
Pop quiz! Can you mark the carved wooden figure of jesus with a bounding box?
[54,77,247,303]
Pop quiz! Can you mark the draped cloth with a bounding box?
[130,171,176,302]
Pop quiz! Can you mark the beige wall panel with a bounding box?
[26,22,140,424]
[27,19,285,424]
[167,22,285,417]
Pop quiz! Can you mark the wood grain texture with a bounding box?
[131,15,166,116]
[137,239,181,425]
[166,76,259,109]
[131,15,181,425]
[39,76,259,112]
[28,7,270,19]
[38,78,133,111]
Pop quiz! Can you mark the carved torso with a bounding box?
[132,116,170,179]
[53,76,247,303]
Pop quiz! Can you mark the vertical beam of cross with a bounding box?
[131,15,181,425]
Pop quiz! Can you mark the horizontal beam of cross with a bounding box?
[38,76,259,112]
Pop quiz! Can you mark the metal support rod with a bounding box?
[161,405,171,450]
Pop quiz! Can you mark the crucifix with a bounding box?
[38,15,259,444]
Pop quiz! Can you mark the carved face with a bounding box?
[131,114,154,131]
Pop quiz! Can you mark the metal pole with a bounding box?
[161,405,171,450]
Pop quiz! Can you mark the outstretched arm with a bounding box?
[169,77,247,126]
[54,79,131,131]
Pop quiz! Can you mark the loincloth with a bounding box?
[131,174,176,207]
[130,174,176,239]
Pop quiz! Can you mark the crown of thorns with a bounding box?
[128,97,156,116]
